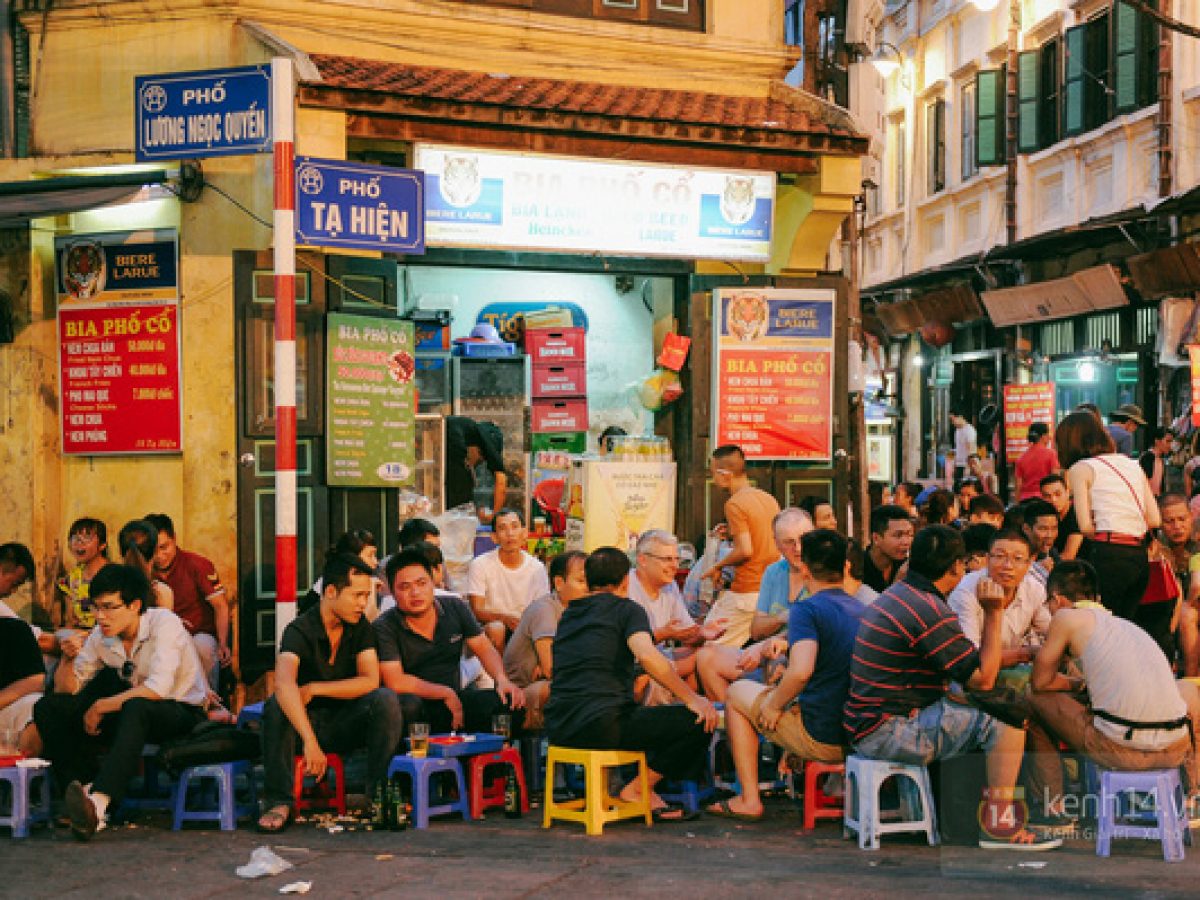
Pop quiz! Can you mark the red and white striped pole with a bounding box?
[271,57,298,646]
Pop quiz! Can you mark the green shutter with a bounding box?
[1018,50,1041,152]
[1113,1,1139,113]
[976,69,1003,168]
[1063,24,1085,136]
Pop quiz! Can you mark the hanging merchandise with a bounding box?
[637,368,683,411]
[657,333,691,371]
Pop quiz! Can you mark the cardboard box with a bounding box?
[531,362,587,398]
[532,398,588,433]
[564,459,677,553]
[526,328,586,363]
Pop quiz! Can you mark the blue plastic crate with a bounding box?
[453,341,517,358]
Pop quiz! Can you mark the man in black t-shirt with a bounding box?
[258,554,403,833]
[1040,474,1083,560]
[0,615,45,756]
[862,505,914,593]
[546,548,719,820]
[376,547,525,734]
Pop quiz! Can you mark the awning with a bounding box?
[299,55,868,174]
[874,282,985,337]
[980,264,1129,327]
[1127,242,1200,298]
[0,170,170,227]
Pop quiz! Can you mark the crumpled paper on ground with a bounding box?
[279,882,312,894]
[236,846,294,879]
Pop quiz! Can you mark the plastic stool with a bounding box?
[387,755,471,829]
[542,747,652,835]
[117,745,174,816]
[1097,767,1191,862]
[659,779,715,815]
[293,753,346,815]
[802,761,846,830]
[172,760,257,831]
[236,702,264,728]
[467,747,529,819]
[843,755,939,850]
[0,765,52,838]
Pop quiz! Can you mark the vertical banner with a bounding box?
[55,229,182,455]
[1191,346,1200,427]
[712,288,835,461]
[1002,382,1056,461]
[326,313,417,486]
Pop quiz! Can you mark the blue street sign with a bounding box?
[294,157,425,253]
[135,65,271,161]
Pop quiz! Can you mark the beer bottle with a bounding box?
[371,780,388,829]
[504,765,522,819]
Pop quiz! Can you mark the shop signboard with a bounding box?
[295,158,425,253]
[135,65,271,161]
[1002,382,1055,461]
[55,229,178,305]
[57,302,182,455]
[415,144,774,262]
[711,288,835,461]
[326,313,417,487]
[1191,347,1200,427]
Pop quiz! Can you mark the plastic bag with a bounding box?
[236,846,294,879]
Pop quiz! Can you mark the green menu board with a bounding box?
[326,313,416,487]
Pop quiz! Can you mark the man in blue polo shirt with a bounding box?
[707,529,863,821]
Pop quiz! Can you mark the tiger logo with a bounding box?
[720,176,757,226]
[726,293,770,343]
[439,154,482,208]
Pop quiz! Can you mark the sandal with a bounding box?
[256,805,294,834]
[978,826,1062,850]
[652,802,700,823]
[705,798,763,822]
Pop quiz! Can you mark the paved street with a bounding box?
[4,797,1198,898]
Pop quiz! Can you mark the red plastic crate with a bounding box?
[526,327,586,363]
[532,398,589,433]
[531,362,587,398]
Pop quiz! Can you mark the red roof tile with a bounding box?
[306,53,864,145]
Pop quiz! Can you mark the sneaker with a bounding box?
[65,781,102,841]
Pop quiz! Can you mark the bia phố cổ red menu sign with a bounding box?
[58,302,182,454]
[1002,382,1055,461]
[712,288,836,461]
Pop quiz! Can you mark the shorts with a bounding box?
[853,696,1009,765]
[705,590,759,648]
[726,681,843,764]
[0,691,41,735]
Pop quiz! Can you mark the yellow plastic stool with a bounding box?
[542,746,653,835]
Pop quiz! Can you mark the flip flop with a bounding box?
[704,798,763,822]
[652,803,699,823]
[256,805,294,834]
[978,827,1062,851]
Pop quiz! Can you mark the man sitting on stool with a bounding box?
[32,564,209,840]
[546,547,719,822]
[707,529,865,821]
[257,552,403,834]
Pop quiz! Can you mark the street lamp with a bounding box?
[870,41,904,79]
[970,0,1002,10]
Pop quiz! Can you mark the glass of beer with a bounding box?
[409,722,430,758]
[492,714,511,740]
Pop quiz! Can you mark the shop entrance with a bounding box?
[232,251,400,684]
[947,350,1003,486]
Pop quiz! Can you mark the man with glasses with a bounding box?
[31,563,208,840]
[947,528,1050,665]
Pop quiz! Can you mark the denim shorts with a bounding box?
[853,697,1008,765]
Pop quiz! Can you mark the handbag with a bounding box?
[1094,456,1174,607]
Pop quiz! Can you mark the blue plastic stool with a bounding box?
[1096,767,1191,862]
[117,745,175,816]
[658,779,716,815]
[236,702,265,728]
[0,765,52,838]
[172,761,258,831]
[386,755,471,829]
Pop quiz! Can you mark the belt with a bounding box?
[1091,532,1144,546]
[1094,708,1193,746]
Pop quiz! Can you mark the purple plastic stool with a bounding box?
[172,760,258,831]
[1096,767,1191,862]
[0,765,52,838]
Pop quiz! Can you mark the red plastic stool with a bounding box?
[467,747,529,818]
[802,760,845,830]
[293,753,347,815]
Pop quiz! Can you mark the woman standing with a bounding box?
[1056,410,1159,619]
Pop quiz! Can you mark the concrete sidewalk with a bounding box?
[3,797,1197,898]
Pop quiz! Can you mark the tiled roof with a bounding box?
[306,53,865,148]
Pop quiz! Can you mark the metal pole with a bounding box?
[1005,0,1019,245]
[272,57,297,646]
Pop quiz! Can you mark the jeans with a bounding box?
[33,667,204,804]
[853,697,1009,765]
[1082,541,1148,622]
[550,703,709,782]
[261,688,403,807]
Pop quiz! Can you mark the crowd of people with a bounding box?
[2,407,1199,852]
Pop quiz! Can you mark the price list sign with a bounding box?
[58,302,182,454]
[1002,382,1056,461]
[712,288,836,461]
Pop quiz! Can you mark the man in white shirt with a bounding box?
[950,411,977,482]
[31,563,208,840]
[947,529,1050,665]
[467,508,549,651]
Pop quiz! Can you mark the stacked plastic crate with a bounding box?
[527,326,589,454]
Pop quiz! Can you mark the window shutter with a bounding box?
[1018,50,1041,152]
[1063,24,1086,136]
[1113,1,1139,113]
[975,69,1004,167]
[935,98,946,192]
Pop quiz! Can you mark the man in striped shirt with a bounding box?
[845,525,1061,851]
